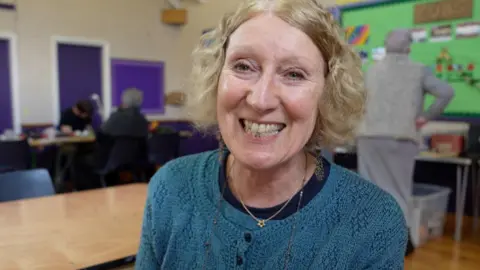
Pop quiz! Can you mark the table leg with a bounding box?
[31,151,37,168]
[475,166,480,231]
[54,149,75,192]
[454,165,470,242]
[54,149,63,191]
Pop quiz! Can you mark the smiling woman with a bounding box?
[135,0,408,269]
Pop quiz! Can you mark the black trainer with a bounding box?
[405,232,415,257]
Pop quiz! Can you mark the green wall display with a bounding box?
[342,0,480,116]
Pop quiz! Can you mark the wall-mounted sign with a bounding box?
[414,0,473,24]
[166,92,186,106]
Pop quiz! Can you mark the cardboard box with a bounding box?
[430,134,464,155]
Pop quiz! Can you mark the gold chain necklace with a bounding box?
[230,154,308,228]
[203,151,324,270]
[238,190,295,228]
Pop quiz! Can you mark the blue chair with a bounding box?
[0,169,55,202]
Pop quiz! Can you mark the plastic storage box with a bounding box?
[410,183,451,247]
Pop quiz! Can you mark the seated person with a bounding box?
[59,100,94,133]
[57,100,95,190]
[90,88,149,177]
[73,90,149,190]
[100,88,149,138]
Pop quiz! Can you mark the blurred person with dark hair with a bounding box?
[56,99,96,191]
[59,100,94,133]
[357,29,454,256]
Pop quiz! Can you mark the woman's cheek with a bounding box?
[280,85,320,115]
[218,73,251,106]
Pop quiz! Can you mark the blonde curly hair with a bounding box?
[186,0,366,151]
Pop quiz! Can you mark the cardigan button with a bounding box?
[244,232,252,243]
[236,255,243,265]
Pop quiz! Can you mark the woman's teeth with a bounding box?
[242,120,284,137]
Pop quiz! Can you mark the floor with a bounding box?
[115,216,480,270]
[405,215,480,270]
[405,237,480,269]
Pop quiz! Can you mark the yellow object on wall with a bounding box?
[161,9,187,25]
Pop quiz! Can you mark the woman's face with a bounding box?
[217,13,326,169]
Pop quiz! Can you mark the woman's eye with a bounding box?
[233,62,252,72]
[286,71,305,80]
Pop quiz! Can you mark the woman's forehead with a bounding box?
[227,14,323,66]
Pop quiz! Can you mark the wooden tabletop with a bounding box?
[0,183,147,269]
[28,131,192,147]
[416,151,472,166]
[28,135,96,147]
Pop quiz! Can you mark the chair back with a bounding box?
[0,169,55,202]
[148,132,180,165]
[100,136,148,173]
[0,140,31,170]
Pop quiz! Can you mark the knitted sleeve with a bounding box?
[359,196,408,270]
[135,167,172,269]
[135,195,161,269]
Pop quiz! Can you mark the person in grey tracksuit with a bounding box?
[357,29,454,255]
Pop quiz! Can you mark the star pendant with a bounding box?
[257,220,265,228]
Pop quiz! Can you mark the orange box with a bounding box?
[430,134,464,155]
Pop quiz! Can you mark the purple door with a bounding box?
[57,43,102,129]
[0,39,13,133]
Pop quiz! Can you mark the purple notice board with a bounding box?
[111,59,165,114]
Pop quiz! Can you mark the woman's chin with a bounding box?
[232,151,280,170]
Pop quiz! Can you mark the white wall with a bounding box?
[0,0,336,125]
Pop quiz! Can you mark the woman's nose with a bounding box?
[245,72,280,113]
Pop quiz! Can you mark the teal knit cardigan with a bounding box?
[135,150,407,269]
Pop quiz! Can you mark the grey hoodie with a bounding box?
[358,29,454,141]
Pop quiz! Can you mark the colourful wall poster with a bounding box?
[430,25,452,43]
[410,28,427,43]
[433,48,479,90]
[455,22,480,39]
[345,25,370,45]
